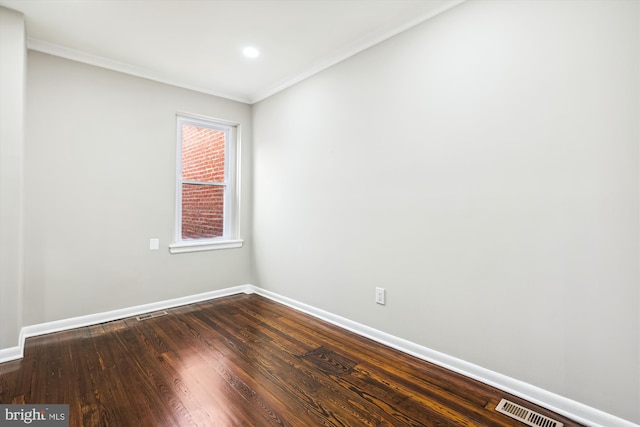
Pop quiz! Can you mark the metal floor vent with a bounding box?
[495,399,563,427]
[136,310,168,321]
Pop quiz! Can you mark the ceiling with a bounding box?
[0,0,463,104]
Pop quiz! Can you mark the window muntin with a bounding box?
[173,114,241,251]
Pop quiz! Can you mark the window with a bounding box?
[169,113,242,254]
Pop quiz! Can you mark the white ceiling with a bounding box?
[0,0,463,104]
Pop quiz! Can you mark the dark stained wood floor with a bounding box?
[0,294,582,426]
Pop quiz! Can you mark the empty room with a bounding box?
[0,0,638,426]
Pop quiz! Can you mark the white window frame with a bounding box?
[169,113,242,254]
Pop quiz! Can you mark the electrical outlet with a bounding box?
[149,238,159,250]
[375,287,386,305]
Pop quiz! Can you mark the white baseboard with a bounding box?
[0,284,637,427]
[248,285,639,427]
[0,345,22,363]
[0,285,252,364]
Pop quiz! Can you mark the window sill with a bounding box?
[169,239,243,254]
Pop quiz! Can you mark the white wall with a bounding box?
[23,52,253,325]
[253,0,639,422]
[0,7,25,350]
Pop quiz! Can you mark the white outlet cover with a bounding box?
[149,238,160,250]
[376,287,385,305]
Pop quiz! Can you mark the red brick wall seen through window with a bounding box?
[181,125,225,239]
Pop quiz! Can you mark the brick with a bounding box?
[181,124,226,239]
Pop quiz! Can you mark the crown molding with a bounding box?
[248,0,466,104]
[26,38,252,104]
[26,1,466,106]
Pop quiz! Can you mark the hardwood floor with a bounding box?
[0,294,582,426]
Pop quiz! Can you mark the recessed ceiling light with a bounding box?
[242,46,260,58]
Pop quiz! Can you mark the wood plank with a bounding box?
[0,294,584,427]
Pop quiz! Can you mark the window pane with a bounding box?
[181,124,225,182]
[181,184,224,239]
